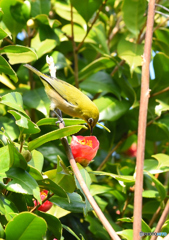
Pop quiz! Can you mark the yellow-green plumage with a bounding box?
[24,64,99,131]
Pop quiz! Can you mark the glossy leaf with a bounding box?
[5,212,47,240]
[122,0,146,36]
[37,117,85,127]
[51,192,86,213]
[28,150,44,173]
[23,87,50,116]
[71,0,102,22]
[28,125,87,151]
[0,92,28,116]
[8,110,40,134]
[0,168,41,202]
[117,38,144,73]
[94,96,130,121]
[0,45,38,64]
[37,211,62,240]
[37,179,67,199]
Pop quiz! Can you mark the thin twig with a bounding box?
[151,86,169,97]
[71,4,79,88]
[150,200,169,240]
[155,4,169,12]
[149,205,161,228]
[76,0,108,53]
[110,60,125,77]
[133,1,155,239]
[59,121,121,240]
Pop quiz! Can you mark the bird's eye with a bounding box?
[88,118,94,125]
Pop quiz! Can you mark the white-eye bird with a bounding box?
[24,64,99,133]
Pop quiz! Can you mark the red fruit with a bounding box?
[34,190,53,212]
[71,136,99,167]
[125,143,137,157]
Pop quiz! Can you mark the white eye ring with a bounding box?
[88,118,94,124]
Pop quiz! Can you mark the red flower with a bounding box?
[71,136,99,167]
[125,143,137,157]
[34,190,53,212]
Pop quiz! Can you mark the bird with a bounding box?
[24,64,99,134]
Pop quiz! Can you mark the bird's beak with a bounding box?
[90,126,93,136]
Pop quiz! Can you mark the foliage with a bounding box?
[0,0,169,239]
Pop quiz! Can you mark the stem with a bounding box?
[149,205,161,228]
[150,201,169,240]
[76,0,107,53]
[151,86,169,97]
[58,121,120,240]
[133,1,155,239]
[110,60,125,77]
[30,193,54,213]
[71,4,79,88]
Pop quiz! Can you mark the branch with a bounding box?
[76,0,108,53]
[71,4,79,88]
[133,1,155,239]
[30,193,54,213]
[59,121,121,240]
[150,200,169,240]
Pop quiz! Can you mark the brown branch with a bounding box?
[4,37,14,45]
[110,60,125,77]
[150,200,169,240]
[151,86,169,98]
[133,1,155,239]
[71,4,79,88]
[76,0,108,53]
[149,205,161,228]
[58,121,121,240]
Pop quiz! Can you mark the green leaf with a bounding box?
[8,142,27,170]
[68,57,115,83]
[0,146,10,172]
[37,117,85,127]
[0,116,19,141]
[0,27,10,40]
[85,215,110,240]
[0,168,41,202]
[88,22,110,55]
[142,190,160,198]
[28,125,87,151]
[79,71,120,99]
[118,229,133,240]
[31,33,58,59]
[155,28,169,47]
[0,0,25,37]
[28,150,44,173]
[31,0,51,16]
[91,171,135,184]
[0,45,38,64]
[122,0,146,36]
[26,165,43,181]
[51,192,86,213]
[0,56,18,82]
[0,195,18,221]
[0,92,28,116]
[144,171,166,200]
[155,99,169,116]
[62,224,81,240]
[144,154,169,174]
[146,122,169,141]
[23,87,50,117]
[10,0,30,24]
[37,211,62,240]
[5,212,47,240]
[71,0,102,22]
[94,96,130,121]
[53,1,86,28]
[90,185,113,196]
[117,38,144,73]
[8,110,40,134]
[45,168,76,193]
[37,179,67,199]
